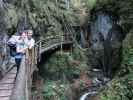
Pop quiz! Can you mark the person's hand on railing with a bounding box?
[28,45,34,49]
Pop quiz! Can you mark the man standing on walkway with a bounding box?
[25,30,35,65]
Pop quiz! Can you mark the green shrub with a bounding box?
[42,49,88,80]
[42,80,68,100]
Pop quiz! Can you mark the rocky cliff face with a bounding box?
[0,0,132,38]
[0,0,78,37]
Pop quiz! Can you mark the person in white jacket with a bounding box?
[15,32,27,73]
[24,30,35,64]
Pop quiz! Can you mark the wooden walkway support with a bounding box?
[0,33,73,100]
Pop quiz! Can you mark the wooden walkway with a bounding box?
[0,67,17,100]
[0,34,73,100]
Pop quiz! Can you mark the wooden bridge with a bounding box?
[0,34,73,100]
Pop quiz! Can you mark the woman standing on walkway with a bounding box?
[15,32,27,73]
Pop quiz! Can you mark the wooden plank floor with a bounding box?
[0,67,17,100]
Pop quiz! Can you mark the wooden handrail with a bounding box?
[11,55,27,100]
[35,34,72,45]
[35,34,72,50]
[11,48,37,100]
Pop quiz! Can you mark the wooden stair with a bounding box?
[0,67,17,100]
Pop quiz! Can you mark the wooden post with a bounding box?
[60,35,63,55]
[33,47,35,66]
[38,42,42,62]
[25,61,29,100]
[35,47,38,65]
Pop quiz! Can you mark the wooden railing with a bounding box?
[11,34,73,100]
[11,55,27,100]
[11,48,37,100]
[35,34,72,61]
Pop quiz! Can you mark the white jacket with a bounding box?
[25,38,35,49]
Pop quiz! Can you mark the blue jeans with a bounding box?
[15,58,22,73]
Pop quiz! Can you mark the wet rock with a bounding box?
[88,11,126,78]
[88,95,100,100]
